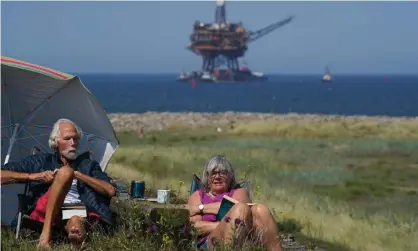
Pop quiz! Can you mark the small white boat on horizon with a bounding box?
[322,66,333,83]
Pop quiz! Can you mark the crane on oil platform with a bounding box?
[178,0,294,83]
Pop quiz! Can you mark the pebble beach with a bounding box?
[108,112,418,132]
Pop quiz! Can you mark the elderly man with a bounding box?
[1,118,116,248]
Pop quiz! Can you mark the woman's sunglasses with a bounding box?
[210,170,228,178]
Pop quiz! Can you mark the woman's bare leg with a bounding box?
[251,204,281,251]
[208,203,252,250]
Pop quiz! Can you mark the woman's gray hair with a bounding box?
[201,155,236,190]
[48,118,83,150]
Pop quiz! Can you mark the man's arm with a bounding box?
[74,161,115,198]
[1,170,31,185]
[1,156,55,185]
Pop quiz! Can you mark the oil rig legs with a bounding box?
[202,55,239,72]
[178,51,266,83]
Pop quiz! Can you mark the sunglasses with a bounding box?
[210,170,229,178]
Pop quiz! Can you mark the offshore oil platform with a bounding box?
[177,0,294,83]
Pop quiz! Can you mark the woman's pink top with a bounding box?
[197,188,236,246]
[199,188,237,221]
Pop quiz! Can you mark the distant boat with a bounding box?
[322,66,333,83]
[177,71,188,81]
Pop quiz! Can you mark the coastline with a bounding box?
[108,111,418,133]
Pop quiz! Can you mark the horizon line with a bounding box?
[71,72,418,76]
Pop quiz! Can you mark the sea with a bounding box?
[77,74,418,117]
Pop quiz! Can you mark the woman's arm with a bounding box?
[193,221,219,235]
[187,188,251,217]
[187,188,250,235]
[190,215,202,224]
[187,191,222,216]
[187,191,219,234]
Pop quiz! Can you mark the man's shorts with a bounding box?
[29,187,100,224]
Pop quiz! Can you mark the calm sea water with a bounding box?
[77,74,418,117]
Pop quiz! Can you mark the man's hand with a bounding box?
[73,171,116,198]
[74,171,81,180]
[29,170,58,183]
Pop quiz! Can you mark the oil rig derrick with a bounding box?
[182,0,294,82]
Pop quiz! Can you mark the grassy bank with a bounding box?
[2,117,418,251]
[110,126,418,251]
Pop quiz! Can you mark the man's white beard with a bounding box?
[61,148,78,160]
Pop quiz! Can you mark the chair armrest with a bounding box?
[236,182,252,199]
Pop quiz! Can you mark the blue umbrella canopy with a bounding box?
[1,56,119,225]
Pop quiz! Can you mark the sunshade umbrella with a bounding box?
[1,56,119,226]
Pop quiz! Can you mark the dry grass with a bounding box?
[106,143,418,251]
[268,189,417,251]
[110,112,418,140]
[108,118,418,251]
[229,118,418,140]
[106,165,418,251]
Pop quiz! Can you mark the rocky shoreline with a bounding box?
[108,112,418,133]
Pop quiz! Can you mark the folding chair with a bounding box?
[14,147,115,239]
[13,146,67,239]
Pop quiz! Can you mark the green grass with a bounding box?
[2,120,418,251]
[109,129,418,251]
[112,130,418,216]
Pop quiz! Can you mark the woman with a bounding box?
[187,155,281,251]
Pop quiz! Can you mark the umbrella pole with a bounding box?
[4,123,20,165]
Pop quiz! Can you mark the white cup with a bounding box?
[157,190,170,204]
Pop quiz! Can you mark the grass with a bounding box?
[2,118,418,251]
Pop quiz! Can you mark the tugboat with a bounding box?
[322,66,333,83]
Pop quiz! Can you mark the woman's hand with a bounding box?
[190,215,203,224]
[193,221,219,234]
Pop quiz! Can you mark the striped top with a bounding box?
[1,56,73,80]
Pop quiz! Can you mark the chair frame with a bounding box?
[15,181,33,239]
[14,146,40,239]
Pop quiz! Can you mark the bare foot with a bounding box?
[65,216,86,245]
[67,226,86,244]
[37,236,52,249]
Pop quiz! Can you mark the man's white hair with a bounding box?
[48,118,83,150]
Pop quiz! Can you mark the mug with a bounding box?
[130,180,145,198]
[157,190,170,203]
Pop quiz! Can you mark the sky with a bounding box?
[2,1,418,74]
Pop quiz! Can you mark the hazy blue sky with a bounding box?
[2,1,418,74]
